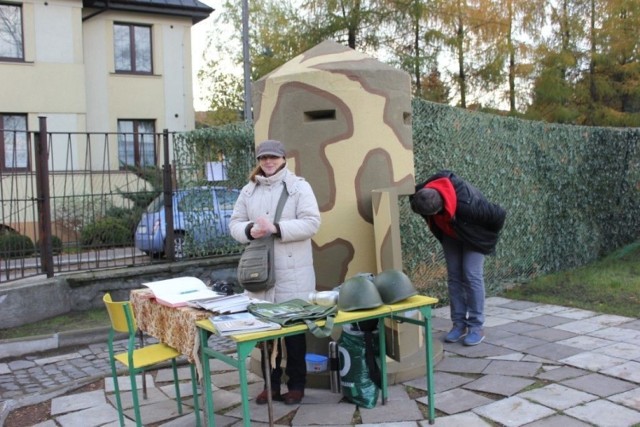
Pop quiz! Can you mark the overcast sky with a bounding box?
[190,0,241,111]
[190,0,216,111]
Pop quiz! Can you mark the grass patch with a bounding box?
[501,241,640,318]
[0,307,110,340]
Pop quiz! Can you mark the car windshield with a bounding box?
[178,189,214,212]
[216,188,239,210]
[143,187,238,214]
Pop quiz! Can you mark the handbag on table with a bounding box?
[236,185,288,292]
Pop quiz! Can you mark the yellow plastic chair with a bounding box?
[103,293,201,427]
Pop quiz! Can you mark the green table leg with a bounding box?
[377,317,388,404]
[420,307,435,424]
[392,306,436,424]
[199,328,216,427]
[190,363,202,427]
[236,341,256,427]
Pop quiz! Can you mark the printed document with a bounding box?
[209,312,281,336]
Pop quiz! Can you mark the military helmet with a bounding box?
[373,269,417,304]
[338,275,383,311]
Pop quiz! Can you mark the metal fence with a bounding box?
[0,118,252,283]
[3,107,639,292]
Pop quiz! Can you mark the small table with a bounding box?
[130,289,211,376]
[196,294,438,427]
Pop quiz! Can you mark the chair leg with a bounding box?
[138,330,148,399]
[130,370,143,427]
[171,359,183,414]
[190,364,202,427]
[109,359,126,427]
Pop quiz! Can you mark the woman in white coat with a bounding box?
[229,140,321,405]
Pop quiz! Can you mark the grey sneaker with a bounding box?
[444,326,467,343]
[463,330,485,346]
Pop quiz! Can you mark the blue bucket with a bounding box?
[305,353,328,372]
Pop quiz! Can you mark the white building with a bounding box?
[0,0,213,239]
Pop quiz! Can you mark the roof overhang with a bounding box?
[83,0,214,24]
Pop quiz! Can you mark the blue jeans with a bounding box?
[442,235,485,332]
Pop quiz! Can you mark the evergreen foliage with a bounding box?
[80,218,132,247]
[0,234,35,258]
[36,235,63,255]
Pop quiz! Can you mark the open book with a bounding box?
[142,277,223,307]
[209,312,281,336]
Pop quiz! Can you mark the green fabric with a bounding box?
[248,299,337,338]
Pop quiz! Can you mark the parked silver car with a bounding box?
[134,186,239,258]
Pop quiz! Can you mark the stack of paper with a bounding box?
[195,294,255,314]
[209,312,281,336]
[142,277,222,307]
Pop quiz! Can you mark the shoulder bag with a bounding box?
[236,185,288,292]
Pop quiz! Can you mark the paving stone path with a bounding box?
[2,297,640,426]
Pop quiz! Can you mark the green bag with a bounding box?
[338,324,380,408]
[247,298,337,338]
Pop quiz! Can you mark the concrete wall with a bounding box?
[0,255,240,329]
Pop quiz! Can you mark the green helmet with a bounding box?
[338,276,383,311]
[373,269,417,304]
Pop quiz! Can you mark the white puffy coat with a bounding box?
[229,167,321,303]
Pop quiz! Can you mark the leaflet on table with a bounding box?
[194,294,259,314]
[142,276,223,307]
[209,312,281,336]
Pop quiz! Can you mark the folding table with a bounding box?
[196,294,438,426]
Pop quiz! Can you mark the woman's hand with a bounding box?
[251,216,277,239]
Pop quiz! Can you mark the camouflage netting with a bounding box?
[171,123,255,255]
[178,102,640,303]
[174,123,255,190]
[405,99,640,303]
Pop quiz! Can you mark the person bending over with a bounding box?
[410,170,506,346]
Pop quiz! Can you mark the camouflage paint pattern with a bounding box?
[253,40,415,290]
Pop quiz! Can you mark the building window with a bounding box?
[1,114,28,171]
[0,3,24,61]
[117,120,156,168]
[114,23,152,73]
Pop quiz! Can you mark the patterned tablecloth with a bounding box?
[130,289,211,377]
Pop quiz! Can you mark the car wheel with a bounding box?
[173,232,186,259]
[144,250,161,259]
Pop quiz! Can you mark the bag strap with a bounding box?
[303,314,336,338]
[296,299,336,338]
[363,330,382,388]
[274,184,288,223]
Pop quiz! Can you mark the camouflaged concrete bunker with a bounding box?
[250,40,442,382]
[252,40,415,290]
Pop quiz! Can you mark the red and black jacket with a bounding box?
[411,170,507,255]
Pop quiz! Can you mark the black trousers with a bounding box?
[261,333,307,391]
